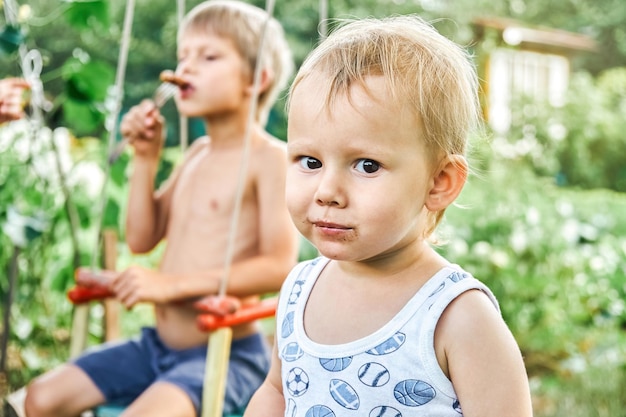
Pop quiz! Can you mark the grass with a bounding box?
[531,365,626,417]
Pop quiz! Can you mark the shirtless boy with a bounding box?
[24,2,298,416]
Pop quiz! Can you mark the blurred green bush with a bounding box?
[437,135,626,378]
[495,67,626,192]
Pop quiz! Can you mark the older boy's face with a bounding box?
[286,74,436,263]
[174,30,249,119]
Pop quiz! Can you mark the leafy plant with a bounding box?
[495,67,626,192]
[438,156,626,378]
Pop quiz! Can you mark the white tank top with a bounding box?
[275,257,499,417]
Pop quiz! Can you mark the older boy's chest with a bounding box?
[168,151,258,250]
[172,148,255,219]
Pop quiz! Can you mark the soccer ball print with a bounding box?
[287,367,310,397]
[289,280,305,304]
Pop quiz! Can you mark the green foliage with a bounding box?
[0,25,25,56]
[496,67,626,192]
[60,57,114,135]
[438,158,626,378]
[63,0,110,30]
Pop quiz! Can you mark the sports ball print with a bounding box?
[282,341,304,362]
[281,311,295,338]
[447,271,468,283]
[393,379,436,406]
[369,406,402,417]
[358,362,390,387]
[305,405,335,417]
[319,356,353,372]
[453,399,462,413]
[286,398,297,417]
[329,379,360,410]
[366,332,406,355]
[286,367,310,397]
[289,280,305,304]
[429,281,446,297]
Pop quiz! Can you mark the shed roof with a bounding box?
[473,17,597,54]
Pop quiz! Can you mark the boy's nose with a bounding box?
[314,171,345,207]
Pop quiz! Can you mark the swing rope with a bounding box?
[202,3,277,415]
[216,0,277,299]
[89,0,137,271]
[177,0,189,153]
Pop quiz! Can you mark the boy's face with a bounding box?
[286,74,437,263]
[174,30,250,119]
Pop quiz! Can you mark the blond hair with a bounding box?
[289,15,481,236]
[180,0,294,125]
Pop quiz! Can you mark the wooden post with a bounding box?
[69,228,120,358]
[202,327,232,417]
[69,305,89,359]
[102,230,120,342]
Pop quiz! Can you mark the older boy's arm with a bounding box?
[125,156,165,253]
[122,102,169,253]
[438,290,533,417]
[125,137,204,253]
[225,144,299,295]
[244,338,285,416]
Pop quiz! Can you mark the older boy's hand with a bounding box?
[111,265,172,309]
[119,100,165,160]
[0,78,30,123]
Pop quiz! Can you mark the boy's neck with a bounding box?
[204,111,262,149]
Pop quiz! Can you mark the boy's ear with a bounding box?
[425,155,468,212]
[246,68,273,95]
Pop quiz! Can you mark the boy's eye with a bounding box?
[298,156,322,170]
[355,159,380,174]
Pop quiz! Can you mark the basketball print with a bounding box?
[369,406,402,417]
[305,405,335,417]
[393,379,436,406]
[281,311,295,338]
[320,356,353,372]
[329,379,360,410]
[286,367,310,397]
[366,332,406,355]
[358,362,390,387]
[282,341,304,362]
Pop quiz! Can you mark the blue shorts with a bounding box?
[74,327,270,416]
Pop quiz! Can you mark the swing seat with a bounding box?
[93,404,125,417]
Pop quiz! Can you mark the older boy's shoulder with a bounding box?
[185,136,210,156]
[255,132,287,155]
